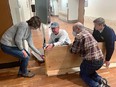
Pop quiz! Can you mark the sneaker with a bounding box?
[18,70,31,77]
[22,71,35,78]
[18,70,35,78]
[97,83,110,87]
[97,83,105,87]
[99,78,110,87]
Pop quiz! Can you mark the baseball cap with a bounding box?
[50,22,59,28]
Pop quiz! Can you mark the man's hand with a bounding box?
[40,55,45,59]
[22,50,28,58]
[70,48,73,53]
[104,61,110,68]
[45,44,54,50]
[70,48,77,54]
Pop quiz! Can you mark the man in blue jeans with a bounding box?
[0,16,44,78]
[70,22,110,87]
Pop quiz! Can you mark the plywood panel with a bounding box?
[45,42,116,76]
[45,45,82,70]
[109,44,116,63]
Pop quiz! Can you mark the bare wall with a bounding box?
[85,0,116,20]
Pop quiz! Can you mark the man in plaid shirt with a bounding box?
[70,22,110,87]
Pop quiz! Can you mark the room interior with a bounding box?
[0,0,116,87]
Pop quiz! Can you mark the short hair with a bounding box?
[27,16,41,29]
[93,17,105,25]
[73,22,84,30]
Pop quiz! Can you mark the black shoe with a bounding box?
[17,73,22,77]
[18,70,31,77]
[99,78,110,87]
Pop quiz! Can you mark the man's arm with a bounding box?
[70,38,80,54]
[104,29,115,61]
[15,23,27,50]
[46,34,54,50]
[48,34,53,44]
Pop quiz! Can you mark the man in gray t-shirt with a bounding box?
[46,22,71,50]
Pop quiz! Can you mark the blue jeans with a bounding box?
[1,44,30,74]
[80,59,103,87]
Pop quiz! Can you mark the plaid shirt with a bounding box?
[71,30,104,60]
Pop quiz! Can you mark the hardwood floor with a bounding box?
[0,16,116,87]
[0,66,116,87]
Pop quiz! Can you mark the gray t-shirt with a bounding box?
[0,22,41,55]
[48,29,71,46]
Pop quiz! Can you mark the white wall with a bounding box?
[58,0,68,15]
[9,0,22,24]
[19,0,32,21]
[9,0,32,24]
[68,0,79,20]
[85,0,116,20]
[60,0,68,11]
[50,0,59,15]
[58,0,79,21]
[53,0,59,15]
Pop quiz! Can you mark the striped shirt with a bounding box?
[71,29,104,60]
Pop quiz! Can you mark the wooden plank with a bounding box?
[46,63,116,76]
[110,43,116,63]
[45,45,82,70]
[45,42,116,76]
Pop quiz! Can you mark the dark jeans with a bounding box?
[1,44,30,74]
[80,59,103,87]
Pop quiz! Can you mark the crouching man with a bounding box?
[70,22,110,87]
[46,22,71,50]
